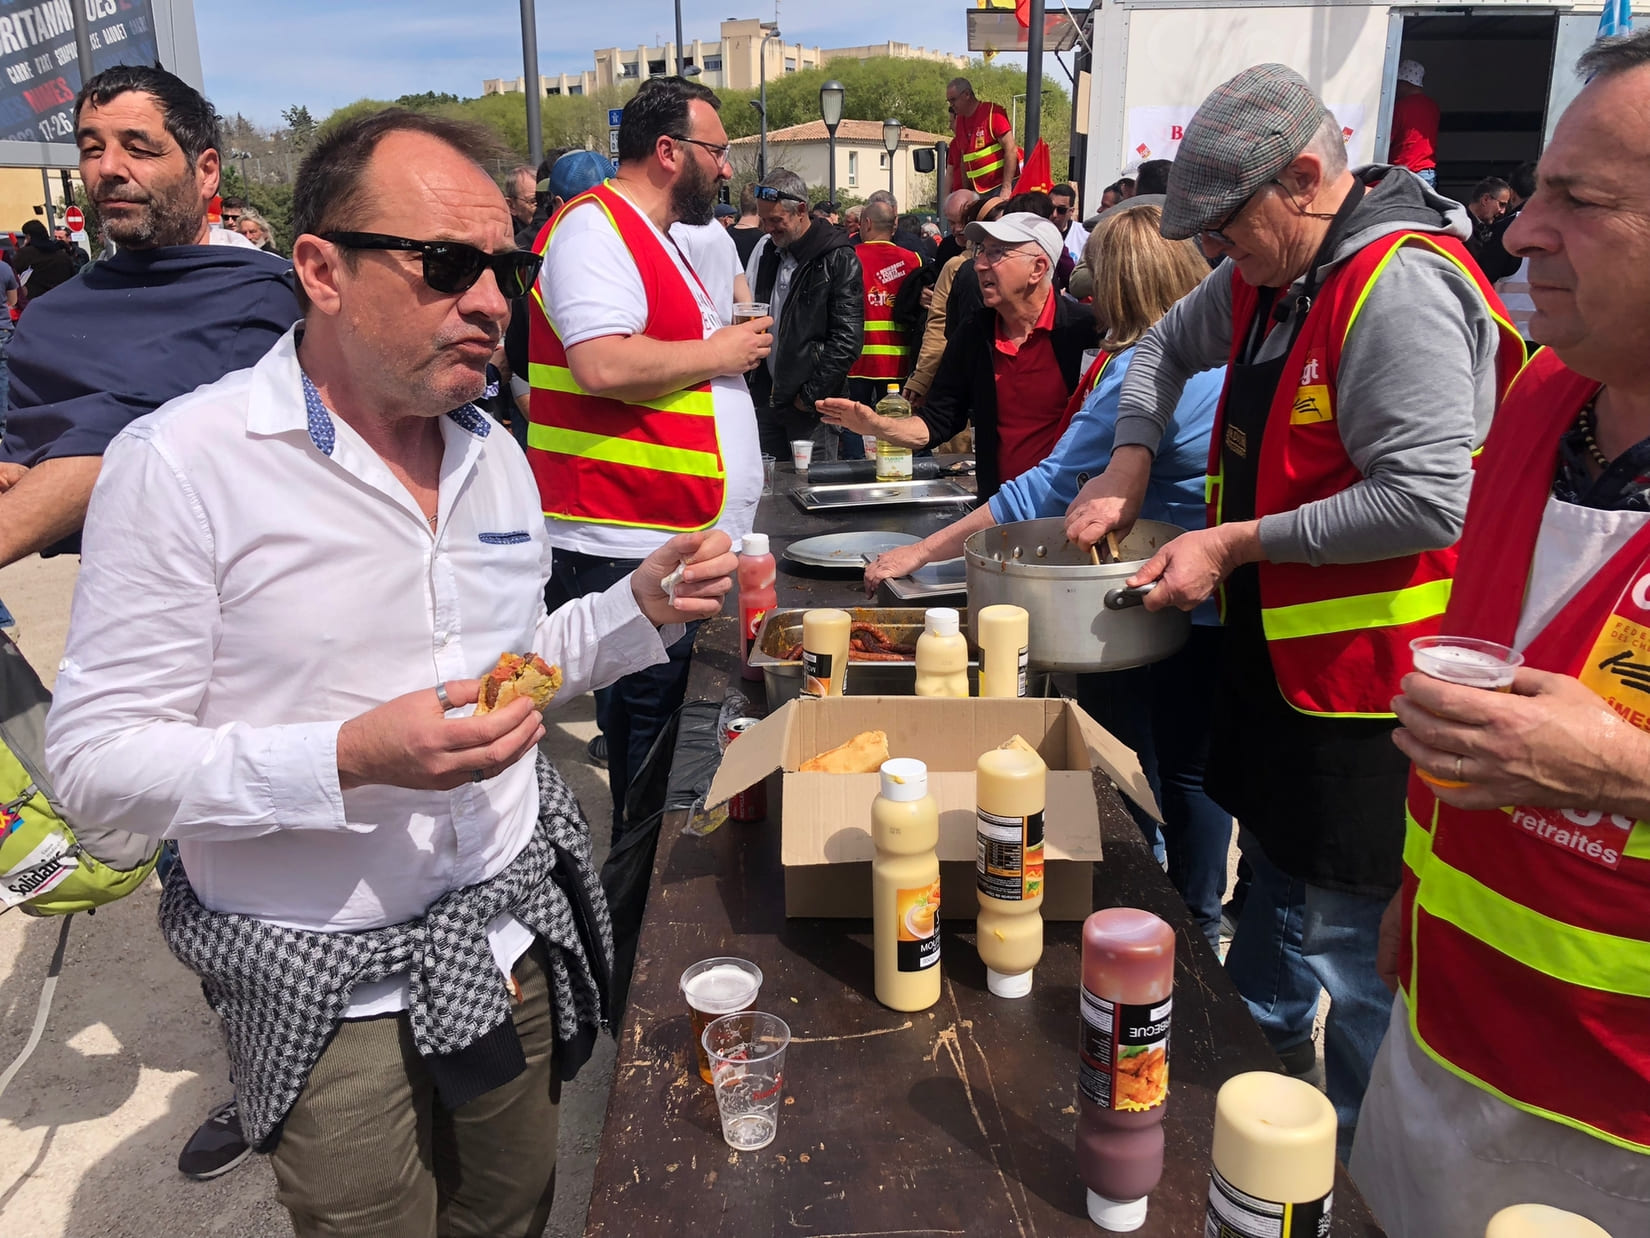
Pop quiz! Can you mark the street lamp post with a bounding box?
[756,27,782,178]
[673,0,701,77]
[819,80,844,207]
[882,119,902,197]
[519,0,543,166]
[231,149,253,195]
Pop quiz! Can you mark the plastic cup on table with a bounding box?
[761,454,778,496]
[702,1010,791,1151]
[1409,636,1525,787]
[680,957,763,1085]
[791,439,814,472]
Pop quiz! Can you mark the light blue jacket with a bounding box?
[988,347,1227,625]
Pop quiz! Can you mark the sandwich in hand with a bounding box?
[475,652,563,715]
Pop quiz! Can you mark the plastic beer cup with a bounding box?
[1409,636,1524,787]
[680,958,762,1084]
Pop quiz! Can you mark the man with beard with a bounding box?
[531,75,768,840]
[0,64,297,1182]
[0,65,297,572]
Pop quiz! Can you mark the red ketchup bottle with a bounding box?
[1076,908,1174,1232]
[738,533,776,681]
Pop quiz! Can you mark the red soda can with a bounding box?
[724,716,767,822]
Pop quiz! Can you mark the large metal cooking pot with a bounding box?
[964,517,1190,671]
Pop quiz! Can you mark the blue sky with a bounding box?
[195,0,1029,126]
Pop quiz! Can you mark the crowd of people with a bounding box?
[0,28,1644,1237]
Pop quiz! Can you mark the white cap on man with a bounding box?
[964,211,1064,265]
[1397,59,1425,87]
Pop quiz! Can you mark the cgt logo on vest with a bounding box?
[1290,353,1334,425]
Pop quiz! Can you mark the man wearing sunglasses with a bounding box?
[1064,62,1524,1160]
[533,75,769,841]
[48,106,739,1238]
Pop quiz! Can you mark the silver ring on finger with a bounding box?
[435,682,452,710]
[472,768,487,783]
[1454,754,1465,781]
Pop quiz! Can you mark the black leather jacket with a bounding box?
[748,221,864,410]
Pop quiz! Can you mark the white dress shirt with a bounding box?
[46,328,675,1013]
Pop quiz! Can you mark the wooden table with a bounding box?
[583,465,1385,1237]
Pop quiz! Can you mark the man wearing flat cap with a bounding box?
[1065,63,1524,1157]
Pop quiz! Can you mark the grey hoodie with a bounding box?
[1115,166,1508,566]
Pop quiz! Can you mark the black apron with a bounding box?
[1202,188,1410,896]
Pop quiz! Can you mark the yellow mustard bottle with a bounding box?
[872,757,942,1011]
[1486,1206,1614,1238]
[1205,1073,1337,1237]
[975,736,1046,997]
[977,604,1029,699]
[915,607,970,698]
[801,608,851,698]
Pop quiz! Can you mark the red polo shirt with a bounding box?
[991,288,1072,483]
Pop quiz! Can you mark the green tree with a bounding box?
[395,91,462,110]
[282,104,317,150]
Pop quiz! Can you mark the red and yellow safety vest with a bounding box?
[953,102,1014,194]
[1206,230,1524,716]
[527,182,726,533]
[1398,347,1650,1153]
[849,239,921,383]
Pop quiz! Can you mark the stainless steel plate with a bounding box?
[783,530,921,569]
[883,557,968,601]
[792,477,976,510]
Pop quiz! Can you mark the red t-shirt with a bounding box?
[1388,92,1440,173]
[991,291,1072,483]
[949,102,1014,192]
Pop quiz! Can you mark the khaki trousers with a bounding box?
[270,945,561,1238]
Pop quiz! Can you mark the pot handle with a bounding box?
[1103,582,1157,611]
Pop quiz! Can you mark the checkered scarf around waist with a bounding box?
[158,753,614,1151]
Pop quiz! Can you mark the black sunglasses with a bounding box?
[752,185,807,206]
[320,231,543,298]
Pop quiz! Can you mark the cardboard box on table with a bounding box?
[704,697,1159,921]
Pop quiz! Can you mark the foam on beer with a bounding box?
[1412,642,1518,689]
[685,963,759,1013]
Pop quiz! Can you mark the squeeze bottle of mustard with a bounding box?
[1205,1073,1337,1238]
[1486,1206,1614,1238]
[801,608,851,697]
[975,735,1045,997]
[977,604,1029,698]
[872,757,942,1011]
[915,607,970,698]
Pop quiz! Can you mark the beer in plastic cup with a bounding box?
[702,1010,791,1151]
[680,958,762,1084]
[732,301,770,330]
[791,439,814,471]
[1409,636,1524,787]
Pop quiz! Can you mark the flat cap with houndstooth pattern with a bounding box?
[1161,63,1331,241]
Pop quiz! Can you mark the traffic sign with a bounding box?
[608,108,624,128]
[609,130,619,156]
[64,205,84,233]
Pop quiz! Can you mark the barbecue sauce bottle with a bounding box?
[974,736,1045,997]
[872,757,942,1011]
[738,533,777,682]
[1077,908,1174,1232]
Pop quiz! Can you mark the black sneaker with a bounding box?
[586,734,608,769]
[178,1098,252,1180]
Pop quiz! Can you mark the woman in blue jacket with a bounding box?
[865,200,1231,945]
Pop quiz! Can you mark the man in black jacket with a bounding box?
[745,168,864,459]
[819,211,1096,496]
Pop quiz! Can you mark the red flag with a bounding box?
[1013,139,1052,194]
[1015,0,1032,27]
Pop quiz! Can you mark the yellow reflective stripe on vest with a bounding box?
[1413,834,1650,998]
[859,345,910,357]
[1261,577,1452,642]
[526,423,722,479]
[1625,819,1650,862]
[528,363,714,417]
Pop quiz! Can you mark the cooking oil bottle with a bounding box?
[875,384,914,482]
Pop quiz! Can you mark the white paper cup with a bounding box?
[790,439,814,471]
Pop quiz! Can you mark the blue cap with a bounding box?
[714,202,737,218]
[546,149,614,201]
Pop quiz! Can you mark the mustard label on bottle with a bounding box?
[1079,990,1170,1111]
[1205,1164,1332,1238]
[801,650,834,697]
[895,881,942,971]
[976,808,1044,900]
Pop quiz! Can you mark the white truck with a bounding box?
[1076,0,1620,204]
